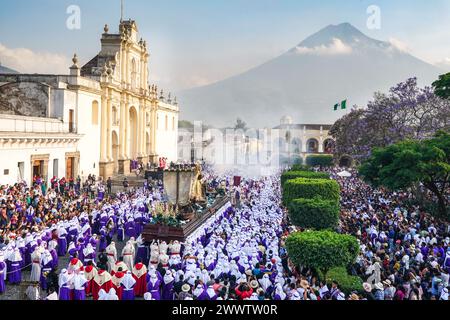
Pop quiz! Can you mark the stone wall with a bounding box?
[0,81,49,117]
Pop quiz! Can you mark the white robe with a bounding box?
[30,250,41,282]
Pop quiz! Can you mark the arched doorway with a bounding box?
[307,138,319,153]
[112,131,119,173]
[128,107,138,159]
[323,139,336,154]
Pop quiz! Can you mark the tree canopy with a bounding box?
[330,77,450,161]
[360,131,450,218]
[432,72,450,99]
[286,231,359,278]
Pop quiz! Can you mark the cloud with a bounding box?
[0,43,70,74]
[388,37,410,52]
[434,58,450,70]
[294,38,353,56]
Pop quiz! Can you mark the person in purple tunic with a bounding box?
[162,270,175,300]
[206,284,218,300]
[193,283,209,300]
[99,229,108,252]
[57,226,68,256]
[125,219,136,240]
[73,271,88,300]
[48,240,59,270]
[121,271,136,300]
[147,273,161,300]
[0,255,6,294]
[8,248,23,284]
[76,238,85,262]
[40,249,53,291]
[58,269,73,300]
[273,283,286,300]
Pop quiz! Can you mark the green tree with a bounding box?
[282,177,340,206]
[281,170,330,186]
[286,231,359,279]
[288,197,339,230]
[360,131,450,217]
[234,118,247,130]
[432,73,450,99]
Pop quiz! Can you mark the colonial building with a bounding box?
[0,19,179,186]
[273,115,335,163]
[177,116,335,168]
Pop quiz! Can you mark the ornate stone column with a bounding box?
[100,95,108,162]
[106,90,112,162]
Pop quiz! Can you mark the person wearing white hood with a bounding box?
[122,240,135,272]
[0,250,6,294]
[143,292,154,300]
[273,283,286,300]
[162,270,175,300]
[83,243,96,265]
[58,268,73,300]
[30,246,42,282]
[336,291,346,300]
[439,287,448,300]
[73,271,88,300]
[105,241,117,273]
[258,274,273,293]
[98,289,108,300]
[107,287,119,300]
[8,247,23,284]
[121,271,137,300]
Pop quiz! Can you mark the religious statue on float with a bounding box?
[190,162,205,202]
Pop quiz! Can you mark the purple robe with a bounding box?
[0,262,6,293]
[117,226,124,242]
[125,221,136,239]
[122,288,135,300]
[8,261,22,284]
[162,280,174,300]
[57,237,68,256]
[147,279,161,300]
[50,249,58,269]
[40,263,53,290]
[136,246,149,266]
[74,287,86,300]
[59,286,71,300]
[195,290,209,301]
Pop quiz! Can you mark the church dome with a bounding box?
[280,115,293,125]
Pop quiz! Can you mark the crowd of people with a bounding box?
[0,163,449,301]
[327,167,450,300]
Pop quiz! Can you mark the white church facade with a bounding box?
[0,19,179,186]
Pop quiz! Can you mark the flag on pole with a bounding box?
[333,100,347,111]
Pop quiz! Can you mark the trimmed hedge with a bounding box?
[321,267,363,295]
[306,154,334,167]
[286,231,359,277]
[291,164,310,171]
[282,177,340,206]
[281,171,331,186]
[288,197,339,230]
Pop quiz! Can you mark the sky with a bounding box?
[1,0,450,91]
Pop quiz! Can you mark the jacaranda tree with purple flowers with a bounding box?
[330,77,450,162]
